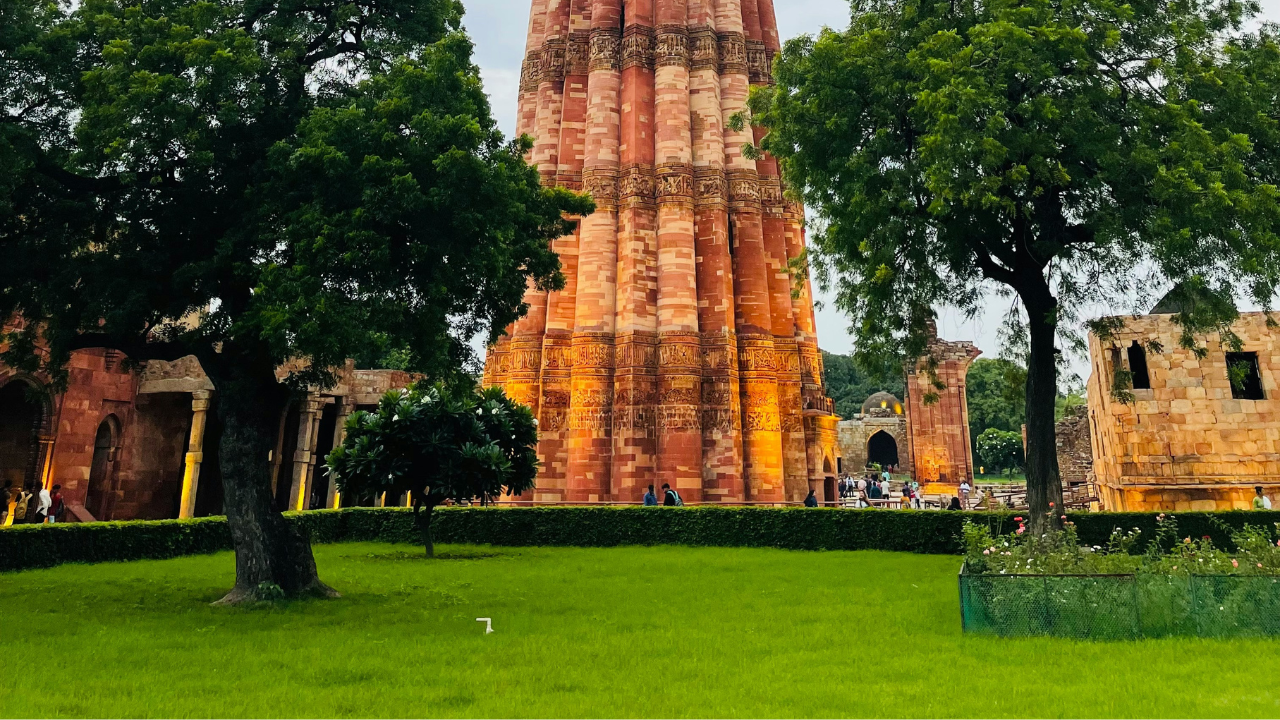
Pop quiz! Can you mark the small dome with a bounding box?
[861,391,903,415]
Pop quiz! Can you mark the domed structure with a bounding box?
[861,392,903,416]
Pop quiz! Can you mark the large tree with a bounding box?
[754,0,1280,529]
[0,0,588,601]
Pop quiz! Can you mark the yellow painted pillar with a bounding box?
[327,400,350,509]
[288,392,322,511]
[179,390,213,519]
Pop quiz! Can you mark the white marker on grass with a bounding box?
[476,617,493,634]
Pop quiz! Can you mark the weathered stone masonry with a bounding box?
[485,0,839,502]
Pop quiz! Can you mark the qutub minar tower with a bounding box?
[482,0,840,503]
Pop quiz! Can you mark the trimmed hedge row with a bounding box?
[3,506,1278,572]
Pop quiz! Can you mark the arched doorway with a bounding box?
[86,416,120,520]
[0,380,47,491]
[822,457,835,506]
[867,430,899,469]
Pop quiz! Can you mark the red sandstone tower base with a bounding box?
[482,0,838,503]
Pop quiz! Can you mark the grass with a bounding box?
[1,543,1278,718]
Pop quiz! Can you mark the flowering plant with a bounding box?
[963,514,1280,576]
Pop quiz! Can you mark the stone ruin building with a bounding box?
[482,0,840,504]
[903,325,982,493]
[0,334,410,523]
[1086,309,1280,511]
[836,391,906,474]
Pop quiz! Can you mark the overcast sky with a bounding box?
[463,0,1280,382]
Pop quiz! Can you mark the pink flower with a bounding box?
[1049,501,1055,508]
[1061,515,1067,520]
[1232,559,1239,568]
[1017,526,1026,535]
[983,549,991,555]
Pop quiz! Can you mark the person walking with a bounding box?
[662,483,683,506]
[1255,486,1273,510]
[0,479,11,525]
[643,485,658,506]
[804,489,818,507]
[13,483,33,524]
[958,480,972,509]
[48,484,65,522]
[32,483,51,524]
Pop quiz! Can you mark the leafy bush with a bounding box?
[963,513,1280,576]
[974,428,1024,475]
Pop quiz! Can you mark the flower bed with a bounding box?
[960,513,1280,639]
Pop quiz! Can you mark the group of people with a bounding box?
[836,471,923,509]
[0,480,65,525]
[642,484,684,506]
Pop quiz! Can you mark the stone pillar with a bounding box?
[536,3,592,501]
[566,0,622,502]
[652,1,703,501]
[904,322,981,492]
[177,390,213,519]
[717,0,781,501]
[689,6,744,501]
[610,0,659,502]
[327,399,349,509]
[287,392,322,512]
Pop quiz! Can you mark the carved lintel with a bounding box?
[618,163,656,204]
[519,50,541,93]
[726,168,760,209]
[746,39,772,84]
[656,163,693,204]
[656,25,689,68]
[759,176,785,216]
[690,26,718,71]
[589,28,621,72]
[567,30,590,75]
[581,167,618,210]
[693,167,726,207]
[717,31,747,75]
[621,25,655,71]
[540,37,567,84]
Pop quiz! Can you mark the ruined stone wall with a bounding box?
[1055,404,1093,488]
[904,327,980,489]
[1087,312,1280,511]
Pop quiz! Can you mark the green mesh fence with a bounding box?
[959,565,1280,639]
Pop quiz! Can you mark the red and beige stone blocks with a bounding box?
[1087,312,1280,511]
[904,323,981,493]
[488,0,838,502]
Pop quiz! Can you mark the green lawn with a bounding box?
[2,544,1277,718]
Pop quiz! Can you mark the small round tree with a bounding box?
[326,381,537,556]
[975,428,1025,477]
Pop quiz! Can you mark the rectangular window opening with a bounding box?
[1226,351,1265,400]
[1127,342,1150,390]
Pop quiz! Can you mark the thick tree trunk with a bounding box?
[211,362,337,604]
[1022,295,1065,535]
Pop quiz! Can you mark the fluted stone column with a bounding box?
[287,392,322,512]
[566,0,622,501]
[653,1,703,500]
[178,390,212,519]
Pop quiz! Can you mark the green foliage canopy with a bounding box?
[326,381,538,555]
[753,0,1280,526]
[0,0,588,599]
[821,350,905,417]
[974,427,1025,474]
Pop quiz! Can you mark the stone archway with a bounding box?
[86,415,121,520]
[867,430,899,469]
